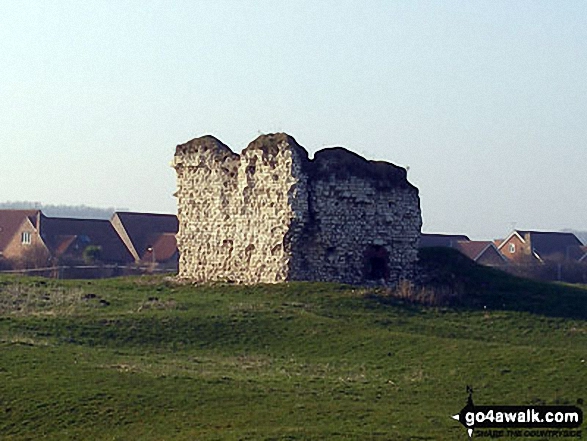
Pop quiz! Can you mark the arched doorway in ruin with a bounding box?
[363,245,389,281]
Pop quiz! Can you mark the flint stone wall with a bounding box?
[173,133,421,285]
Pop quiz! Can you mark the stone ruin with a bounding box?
[172,133,422,285]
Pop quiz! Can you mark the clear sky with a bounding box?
[1,1,586,240]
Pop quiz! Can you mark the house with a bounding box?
[419,233,507,266]
[452,241,508,266]
[419,233,470,248]
[1,211,133,267]
[0,210,47,267]
[110,212,178,269]
[0,210,40,257]
[497,230,584,263]
[39,216,134,265]
[1,209,179,274]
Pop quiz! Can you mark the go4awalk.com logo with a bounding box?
[452,387,583,439]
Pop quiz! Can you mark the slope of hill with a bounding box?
[0,270,585,440]
[417,247,587,318]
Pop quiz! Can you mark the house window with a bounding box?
[509,243,515,254]
[21,231,32,245]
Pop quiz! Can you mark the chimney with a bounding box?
[35,211,42,234]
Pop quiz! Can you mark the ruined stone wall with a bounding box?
[232,135,309,283]
[173,134,308,283]
[289,148,421,284]
[173,136,239,281]
[173,133,421,285]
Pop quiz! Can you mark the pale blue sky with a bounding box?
[1,1,586,239]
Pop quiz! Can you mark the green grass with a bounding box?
[0,264,586,440]
[418,247,587,318]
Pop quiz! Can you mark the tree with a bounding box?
[82,245,102,265]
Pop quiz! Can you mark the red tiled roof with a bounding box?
[141,233,178,262]
[0,210,39,252]
[52,235,78,257]
[453,241,504,262]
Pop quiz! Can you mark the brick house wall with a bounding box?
[3,216,51,267]
[499,233,533,262]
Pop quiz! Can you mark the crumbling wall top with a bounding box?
[241,133,310,163]
[309,147,415,190]
[173,135,238,166]
[174,133,415,191]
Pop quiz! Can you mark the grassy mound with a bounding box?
[417,247,587,319]
[0,275,585,440]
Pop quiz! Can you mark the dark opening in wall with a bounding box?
[363,245,389,280]
[244,244,255,264]
[222,239,234,258]
[325,246,336,263]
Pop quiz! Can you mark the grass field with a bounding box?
[1,254,586,440]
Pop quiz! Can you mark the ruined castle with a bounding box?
[173,133,421,285]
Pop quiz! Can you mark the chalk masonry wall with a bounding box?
[173,133,421,285]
